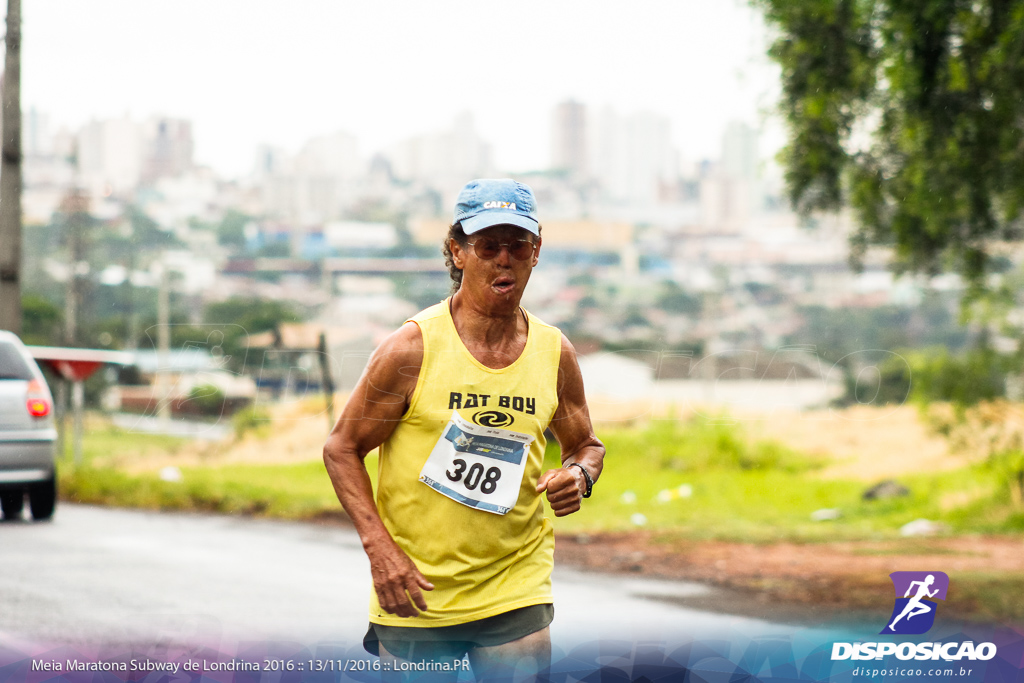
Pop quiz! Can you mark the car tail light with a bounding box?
[26,379,51,418]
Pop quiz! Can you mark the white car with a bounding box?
[0,330,57,521]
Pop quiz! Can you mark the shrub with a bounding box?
[231,405,272,440]
[912,348,1006,406]
[931,400,1024,506]
[841,347,1007,408]
[599,417,820,474]
[183,384,226,416]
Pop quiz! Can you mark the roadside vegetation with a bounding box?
[60,408,353,520]
[541,418,1023,540]
[60,409,1024,542]
[57,405,1024,622]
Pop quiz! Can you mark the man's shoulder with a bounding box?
[408,300,449,325]
[372,321,424,366]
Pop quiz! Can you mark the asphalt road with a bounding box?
[0,505,818,656]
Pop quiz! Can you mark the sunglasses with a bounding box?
[466,238,537,261]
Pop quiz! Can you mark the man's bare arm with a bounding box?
[536,334,605,517]
[322,322,433,617]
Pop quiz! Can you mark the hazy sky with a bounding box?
[23,0,782,178]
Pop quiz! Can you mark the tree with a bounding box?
[202,297,301,370]
[203,297,300,336]
[124,204,184,249]
[216,209,251,249]
[20,293,61,345]
[656,280,703,315]
[755,0,1024,296]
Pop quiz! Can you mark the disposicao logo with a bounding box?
[882,571,948,635]
[830,571,998,662]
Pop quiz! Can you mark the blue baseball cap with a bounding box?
[453,178,540,236]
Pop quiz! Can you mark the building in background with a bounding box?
[551,99,588,179]
[589,107,679,207]
[251,132,364,224]
[141,117,194,184]
[76,114,197,198]
[389,112,494,206]
[721,120,759,180]
[77,115,144,196]
[24,107,53,158]
[23,108,75,225]
[700,121,763,233]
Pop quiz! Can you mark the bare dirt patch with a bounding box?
[742,405,966,480]
[554,531,1024,624]
[110,397,342,473]
[587,403,965,481]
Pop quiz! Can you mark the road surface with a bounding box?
[0,505,842,668]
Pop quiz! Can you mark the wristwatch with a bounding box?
[566,462,593,498]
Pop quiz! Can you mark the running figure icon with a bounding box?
[882,571,949,635]
[888,574,939,631]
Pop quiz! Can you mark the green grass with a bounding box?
[60,416,1024,541]
[59,421,373,520]
[540,418,1021,541]
[77,423,190,465]
[62,459,347,519]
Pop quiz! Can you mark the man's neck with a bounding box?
[449,291,527,364]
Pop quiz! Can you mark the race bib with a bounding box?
[419,411,534,515]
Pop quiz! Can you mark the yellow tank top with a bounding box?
[370,299,562,627]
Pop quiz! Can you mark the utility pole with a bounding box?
[156,263,171,424]
[55,190,88,461]
[317,331,335,431]
[60,190,88,346]
[120,216,137,351]
[0,0,22,333]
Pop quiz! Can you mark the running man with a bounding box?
[889,574,939,631]
[323,178,605,680]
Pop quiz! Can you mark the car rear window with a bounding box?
[0,342,34,380]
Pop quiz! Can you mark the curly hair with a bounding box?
[441,223,469,295]
[440,223,542,295]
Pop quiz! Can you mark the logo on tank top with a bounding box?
[448,391,536,415]
[472,410,515,428]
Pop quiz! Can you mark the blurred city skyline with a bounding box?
[17,0,1004,426]
[22,0,781,178]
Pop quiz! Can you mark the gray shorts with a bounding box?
[363,604,554,661]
